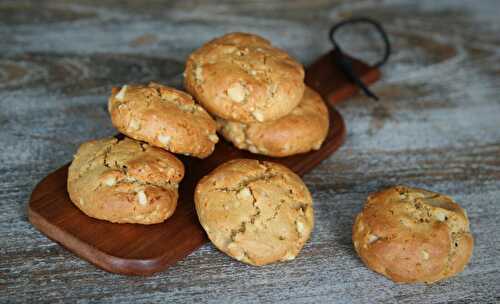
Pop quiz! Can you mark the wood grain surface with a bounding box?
[1,0,499,303]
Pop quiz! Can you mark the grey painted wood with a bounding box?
[1,0,499,303]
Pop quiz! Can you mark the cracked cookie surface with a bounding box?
[217,87,329,157]
[194,159,314,266]
[108,82,218,158]
[352,185,474,283]
[67,137,184,224]
[184,32,305,123]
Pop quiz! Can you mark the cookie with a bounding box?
[184,32,305,123]
[67,137,184,224]
[352,185,474,283]
[194,159,314,266]
[217,87,329,157]
[108,82,218,158]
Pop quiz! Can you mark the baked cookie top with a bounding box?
[184,32,305,123]
[67,137,184,224]
[217,87,329,157]
[108,82,218,158]
[195,159,314,266]
[353,185,474,283]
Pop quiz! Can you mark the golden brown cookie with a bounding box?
[352,185,474,283]
[194,159,314,266]
[67,137,184,224]
[184,32,305,123]
[217,87,329,157]
[108,82,218,158]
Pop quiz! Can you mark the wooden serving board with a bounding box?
[28,51,380,275]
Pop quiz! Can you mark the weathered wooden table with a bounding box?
[1,1,499,303]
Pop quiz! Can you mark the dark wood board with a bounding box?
[28,54,380,276]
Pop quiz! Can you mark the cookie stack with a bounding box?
[68,83,219,224]
[66,32,318,266]
[184,32,330,157]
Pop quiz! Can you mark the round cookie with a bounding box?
[108,82,218,158]
[67,137,184,224]
[195,159,314,266]
[352,185,474,283]
[184,32,305,123]
[217,87,329,157]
